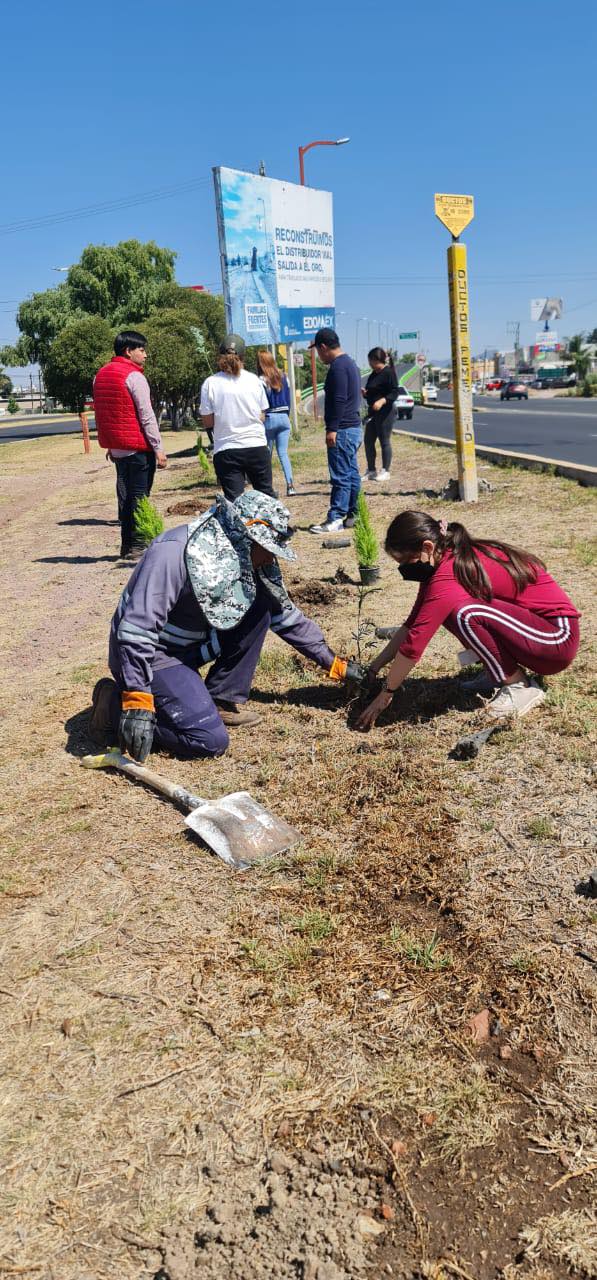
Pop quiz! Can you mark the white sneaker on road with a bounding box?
[309,518,345,534]
[374,469,391,482]
[485,679,545,719]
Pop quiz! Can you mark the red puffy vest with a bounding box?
[94,356,152,452]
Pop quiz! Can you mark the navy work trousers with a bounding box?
[151,595,270,758]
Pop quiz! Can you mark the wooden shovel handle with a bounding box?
[81,750,204,811]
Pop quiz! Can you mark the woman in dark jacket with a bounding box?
[362,347,398,481]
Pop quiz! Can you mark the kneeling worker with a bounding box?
[90,491,355,762]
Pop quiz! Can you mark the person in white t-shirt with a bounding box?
[199,335,275,500]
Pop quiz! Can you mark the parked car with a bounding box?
[500,380,529,401]
[395,387,414,420]
[423,383,438,401]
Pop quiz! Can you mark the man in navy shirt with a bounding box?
[308,328,363,533]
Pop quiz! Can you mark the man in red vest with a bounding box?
[94,331,168,559]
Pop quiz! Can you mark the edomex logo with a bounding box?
[304,314,335,331]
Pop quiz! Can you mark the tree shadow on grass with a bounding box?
[34,555,121,564]
[57,518,118,527]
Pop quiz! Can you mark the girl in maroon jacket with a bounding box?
[357,510,580,729]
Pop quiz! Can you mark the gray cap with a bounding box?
[219,333,246,357]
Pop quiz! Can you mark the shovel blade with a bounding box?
[184,791,301,871]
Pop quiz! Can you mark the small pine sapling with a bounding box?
[197,443,211,483]
[134,496,165,547]
[352,491,379,568]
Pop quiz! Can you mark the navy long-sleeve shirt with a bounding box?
[323,353,362,432]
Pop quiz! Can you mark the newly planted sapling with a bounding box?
[351,582,382,664]
[353,491,380,583]
[133,496,165,546]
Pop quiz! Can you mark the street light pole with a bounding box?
[298,137,349,419]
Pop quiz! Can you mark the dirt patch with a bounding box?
[289,578,344,607]
[0,426,595,1280]
[167,497,211,517]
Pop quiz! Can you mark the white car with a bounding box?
[395,387,414,421]
[423,383,438,401]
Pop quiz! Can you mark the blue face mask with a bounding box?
[398,560,436,583]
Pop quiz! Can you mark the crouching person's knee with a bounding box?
[179,718,229,759]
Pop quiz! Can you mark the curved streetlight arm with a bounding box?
[298,138,350,184]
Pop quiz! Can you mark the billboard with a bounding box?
[213,167,335,345]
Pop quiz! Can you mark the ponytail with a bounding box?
[384,510,544,602]
[218,353,242,378]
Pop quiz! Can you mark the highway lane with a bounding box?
[0,415,95,443]
[422,394,597,469]
[2,398,597,469]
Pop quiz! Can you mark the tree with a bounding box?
[567,333,591,383]
[43,315,113,413]
[141,308,207,429]
[68,240,176,324]
[7,395,19,414]
[587,328,597,345]
[0,283,83,368]
[0,371,12,397]
[0,239,176,371]
[401,351,417,365]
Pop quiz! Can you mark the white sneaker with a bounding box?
[374,469,391,482]
[485,678,545,719]
[309,518,345,534]
[363,469,377,480]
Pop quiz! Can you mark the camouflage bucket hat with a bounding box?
[184,493,295,631]
[233,491,297,563]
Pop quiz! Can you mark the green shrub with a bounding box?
[7,396,19,414]
[352,491,379,567]
[134,496,165,546]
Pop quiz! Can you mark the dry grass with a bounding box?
[0,424,595,1279]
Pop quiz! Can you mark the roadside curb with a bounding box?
[394,428,597,488]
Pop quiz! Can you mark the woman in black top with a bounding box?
[362,347,398,481]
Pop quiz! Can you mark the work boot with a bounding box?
[89,677,121,743]
[214,700,262,728]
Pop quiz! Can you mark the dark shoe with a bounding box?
[214,700,262,728]
[89,678,121,743]
[120,543,145,563]
[343,515,355,529]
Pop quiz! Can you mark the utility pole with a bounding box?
[435,193,478,503]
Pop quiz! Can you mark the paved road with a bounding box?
[3,396,597,470]
[0,415,94,443]
[419,393,597,469]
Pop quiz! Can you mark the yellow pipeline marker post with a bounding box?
[435,194,478,503]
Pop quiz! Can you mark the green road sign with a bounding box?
[399,331,417,340]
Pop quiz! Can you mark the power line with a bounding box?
[0,177,211,237]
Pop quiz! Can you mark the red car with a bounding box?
[485,377,505,391]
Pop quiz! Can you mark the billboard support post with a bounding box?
[286,341,299,437]
[434,193,478,504]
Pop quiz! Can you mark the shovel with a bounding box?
[80,748,301,871]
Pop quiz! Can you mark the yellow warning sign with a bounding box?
[434,193,474,239]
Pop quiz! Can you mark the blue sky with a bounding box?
[1,0,596,368]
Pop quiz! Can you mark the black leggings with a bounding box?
[364,412,393,471]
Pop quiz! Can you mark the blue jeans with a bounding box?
[327,426,363,522]
[265,413,293,488]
